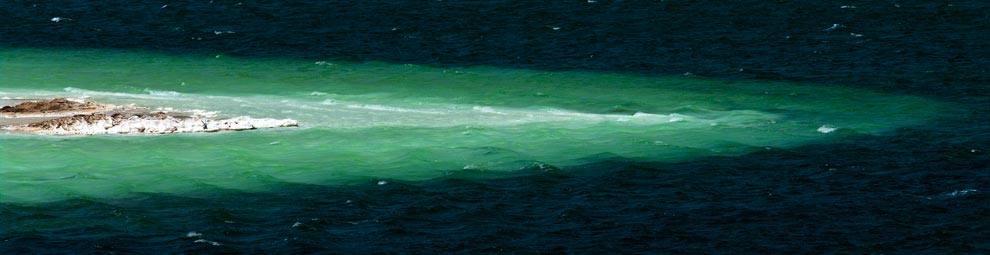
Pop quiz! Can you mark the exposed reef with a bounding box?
[1,98,298,135]
[0,98,121,117]
[0,98,98,113]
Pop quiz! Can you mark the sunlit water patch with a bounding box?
[0,48,943,203]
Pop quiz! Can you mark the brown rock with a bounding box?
[0,98,97,113]
[27,113,109,129]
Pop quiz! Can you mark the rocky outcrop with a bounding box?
[0,98,98,113]
[1,98,298,135]
[15,112,298,135]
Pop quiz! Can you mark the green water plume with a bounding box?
[0,48,942,203]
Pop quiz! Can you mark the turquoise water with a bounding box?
[1,48,943,204]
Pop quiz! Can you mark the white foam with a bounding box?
[943,189,977,197]
[472,106,505,115]
[63,87,191,101]
[194,239,222,246]
[186,109,219,118]
[823,23,844,32]
[928,189,978,200]
[143,89,182,96]
[64,98,88,103]
[345,104,442,114]
[817,125,837,133]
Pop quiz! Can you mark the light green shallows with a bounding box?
[0,48,943,203]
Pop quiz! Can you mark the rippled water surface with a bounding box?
[1,1,988,253]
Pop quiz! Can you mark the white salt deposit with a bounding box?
[4,114,297,135]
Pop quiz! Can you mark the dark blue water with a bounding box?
[2,1,989,253]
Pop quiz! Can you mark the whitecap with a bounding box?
[823,23,844,32]
[928,189,978,200]
[948,189,977,196]
[186,109,219,118]
[194,239,222,246]
[472,106,506,115]
[144,89,182,96]
[345,104,442,114]
[817,125,837,133]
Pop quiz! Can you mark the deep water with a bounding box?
[2,0,989,254]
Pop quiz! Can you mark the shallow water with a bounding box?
[0,48,943,203]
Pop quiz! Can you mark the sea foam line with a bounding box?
[8,88,742,130]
